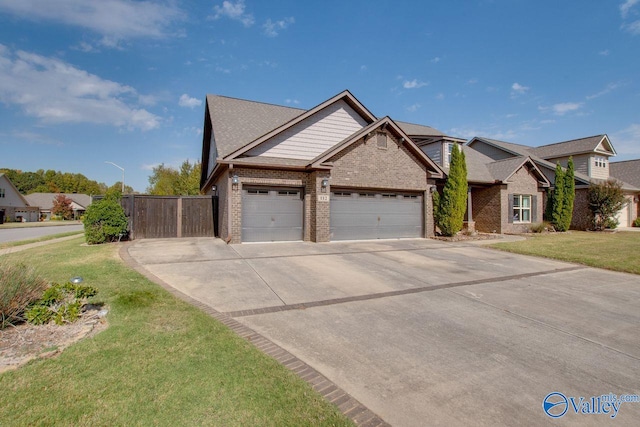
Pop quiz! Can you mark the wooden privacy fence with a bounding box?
[93,195,218,239]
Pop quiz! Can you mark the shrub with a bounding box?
[588,180,626,231]
[25,282,98,326]
[529,222,553,233]
[83,190,128,244]
[436,144,468,236]
[0,261,48,328]
[634,217,640,227]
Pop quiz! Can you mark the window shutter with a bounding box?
[531,195,537,223]
[508,194,514,223]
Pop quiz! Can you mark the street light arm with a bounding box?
[105,161,125,193]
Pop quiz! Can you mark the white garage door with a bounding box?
[330,191,423,240]
[241,187,303,242]
[616,197,631,227]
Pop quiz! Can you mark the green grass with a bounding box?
[490,231,640,275]
[0,238,352,426]
[0,231,84,250]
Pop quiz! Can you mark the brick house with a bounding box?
[413,135,550,233]
[467,135,640,229]
[610,159,640,226]
[200,91,443,243]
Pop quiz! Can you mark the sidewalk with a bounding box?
[0,234,84,256]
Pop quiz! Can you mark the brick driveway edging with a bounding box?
[119,242,390,427]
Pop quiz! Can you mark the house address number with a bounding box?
[317,194,330,202]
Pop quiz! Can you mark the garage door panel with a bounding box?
[330,191,422,240]
[242,188,303,242]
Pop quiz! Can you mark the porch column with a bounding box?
[467,187,473,222]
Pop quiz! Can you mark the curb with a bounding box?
[119,241,390,427]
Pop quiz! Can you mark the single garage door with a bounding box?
[616,197,631,227]
[330,191,423,240]
[242,187,303,242]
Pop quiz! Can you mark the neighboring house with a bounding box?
[24,193,92,220]
[200,90,444,243]
[610,159,640,226]
[0,173,39,223]
[467,135,640,229]
[415,137,550,233]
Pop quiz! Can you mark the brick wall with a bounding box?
[571,188,591,230]
[472,185,503,233]
[501,166,545,234]
[215,174,229,240]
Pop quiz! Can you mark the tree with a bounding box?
[52,194,74,220]
[559,157,575,231]
[587,179,626,231]
[435,144,468,236]
[550,163,565,229]
[146,160,202,195]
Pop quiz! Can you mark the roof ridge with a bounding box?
[537,134,605,148]
[207,94,306,112]
[610,158,640,164]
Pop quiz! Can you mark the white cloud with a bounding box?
[599,49,610,56]
[215,66,231,74]
[406,103,421,112]
[360,65,367,71]
[403,79,428,89]
[11,130,63,146]
[178,94,202,109]
[211,0,254,27]
[141,162,161,171]
[435,93,445,100]
[620,0,639,18]
[622,20,640,34]
[0,47,160,130]
[467,78,478,85]
[586,81,624,100]
[550,102,583,116]
[431,57,441,63]
[285,99,300,105]
[510,82,530,97]
[611,123,640,155]
[0,0,184,45]
[263,17,295,37]
[449,127,517,141]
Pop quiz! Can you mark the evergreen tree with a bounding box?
[558,157,575,231]
[551,163,565,230]
[436,144,468,236]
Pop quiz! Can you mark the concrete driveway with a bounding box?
[126,238,640,426]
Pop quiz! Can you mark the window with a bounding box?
[446,143,455,166]
[333,192,351,197]
[594,156,607,168]
[278,190,299,196]
[512,195,531,223]
[376,133,387,149]
[247,189,268,195]
[0,188,4,198]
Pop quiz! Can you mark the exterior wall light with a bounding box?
[321,179,329,188]
[429,186,437,193]
[231,174,239,185]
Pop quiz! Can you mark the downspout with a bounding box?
[227,165,233,243]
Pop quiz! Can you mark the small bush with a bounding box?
[0,261,48,328]
[83,191,128,244]
[603,217,619,230]
[529,222,553,233]
[633,217,640,227]
[25,282,98,326]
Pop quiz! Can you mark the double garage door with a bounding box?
[241,187,423,242]
[330,191,423,240]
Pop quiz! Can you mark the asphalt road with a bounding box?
[0,224,84,244]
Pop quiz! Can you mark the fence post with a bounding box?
[177,197,183,238]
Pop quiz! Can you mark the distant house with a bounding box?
[0,173,39,223]
[416,136,550,234]
[467,135,640,229]
[610,159,640,226]
[24,193,92,220]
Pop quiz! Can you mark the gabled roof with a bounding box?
[395,121,444,137]
[23,193,92,210]
[224,90,377,160]
[485,157,549,186]
[468,136,591,186]
[530,135,616,159]
[0,173,31,206]
[610,159,640,189]
[309,117,444,178]
[206,95,304,159]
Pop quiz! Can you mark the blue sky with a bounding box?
[1,0,639,192]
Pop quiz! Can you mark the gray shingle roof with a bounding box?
[395,121,444,137]
[207,95,304,158]
[530,135,613,159]
[231,156,310,168]
[24,193,91,210]
[610,159,640,189]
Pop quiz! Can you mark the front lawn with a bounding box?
[490,231,640,275]
[0,238,352,426]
